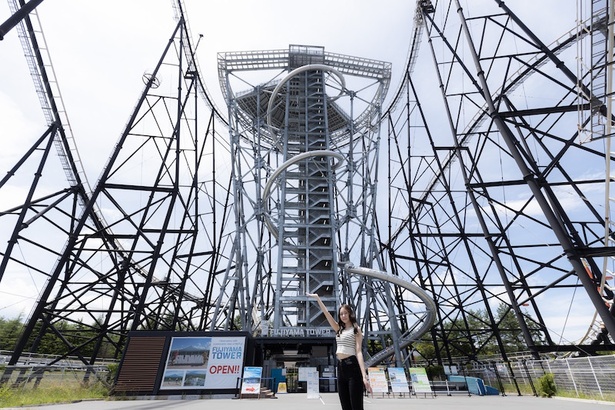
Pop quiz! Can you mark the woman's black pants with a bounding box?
[337,355,364,410]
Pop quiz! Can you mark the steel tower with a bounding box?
[215,45,434,363]
[2,0,615,380]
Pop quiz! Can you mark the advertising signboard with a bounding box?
[160,336,246,390]
[241,366,263,395]
[367,367,389,394]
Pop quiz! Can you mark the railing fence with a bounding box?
[2,350,615,401]
[464,354,615,400]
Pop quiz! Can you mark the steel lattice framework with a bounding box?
[381,0,615,362]
[1,0,615,377]
[215,45,435,367]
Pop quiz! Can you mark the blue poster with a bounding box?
[241,366,263,395]
[388,367,409,393]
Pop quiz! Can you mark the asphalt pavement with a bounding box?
[3,392,613,410]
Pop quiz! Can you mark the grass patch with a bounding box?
[554,389,615,402]
[486,382,615,402]
[499,382,537,396]
[0,380,109,408]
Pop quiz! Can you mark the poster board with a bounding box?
[305,367,320,399]
[408,367,433,395]
[298,367,310,381]
[160,335,245,390]
[387,367,410,393]
[241,366,263,395]
[367,367,389,394]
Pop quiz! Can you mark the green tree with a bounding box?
[0,315,24,350]
[413,341,436,361]
[439,308,496,358]
[233,314,243,330]
[431,302,547,361]
[34,319,72,355]
[496,303,528,353]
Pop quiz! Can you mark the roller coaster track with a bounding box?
[7,0,89,191]
[8,0,613,368]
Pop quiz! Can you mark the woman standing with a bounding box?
[308,293,371,410]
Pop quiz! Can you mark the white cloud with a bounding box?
[0,0,602,344]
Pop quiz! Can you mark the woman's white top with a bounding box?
[336,326,356,356]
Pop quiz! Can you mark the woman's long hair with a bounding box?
[336,304,359,336]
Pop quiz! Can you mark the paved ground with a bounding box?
[4,392,613,410]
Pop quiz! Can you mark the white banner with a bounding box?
[305,367,320,399]
[368,367,389,393]
[409,367,432,393]
[160,336,246,390]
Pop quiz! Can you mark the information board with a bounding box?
[367,367,389,394]
[305,367,320,399]
[160,336,245,390]
[408,367,433,394]
[388,367,409,393]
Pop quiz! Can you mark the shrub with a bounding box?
[425,365,444,380]
[537,373,556,398]
[106,363,119,384]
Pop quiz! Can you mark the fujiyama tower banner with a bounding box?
[160,336,246,390]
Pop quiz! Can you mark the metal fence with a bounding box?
[2,350,615,401]
[0,365,112,389]
[465,354,615,400]
[0,350,115,389]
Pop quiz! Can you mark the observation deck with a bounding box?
[218,45,391,146]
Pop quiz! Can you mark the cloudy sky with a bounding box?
[0,0,591,342]
[0,0,416,178]
[0,0,579,185]
[0,0,419,320]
